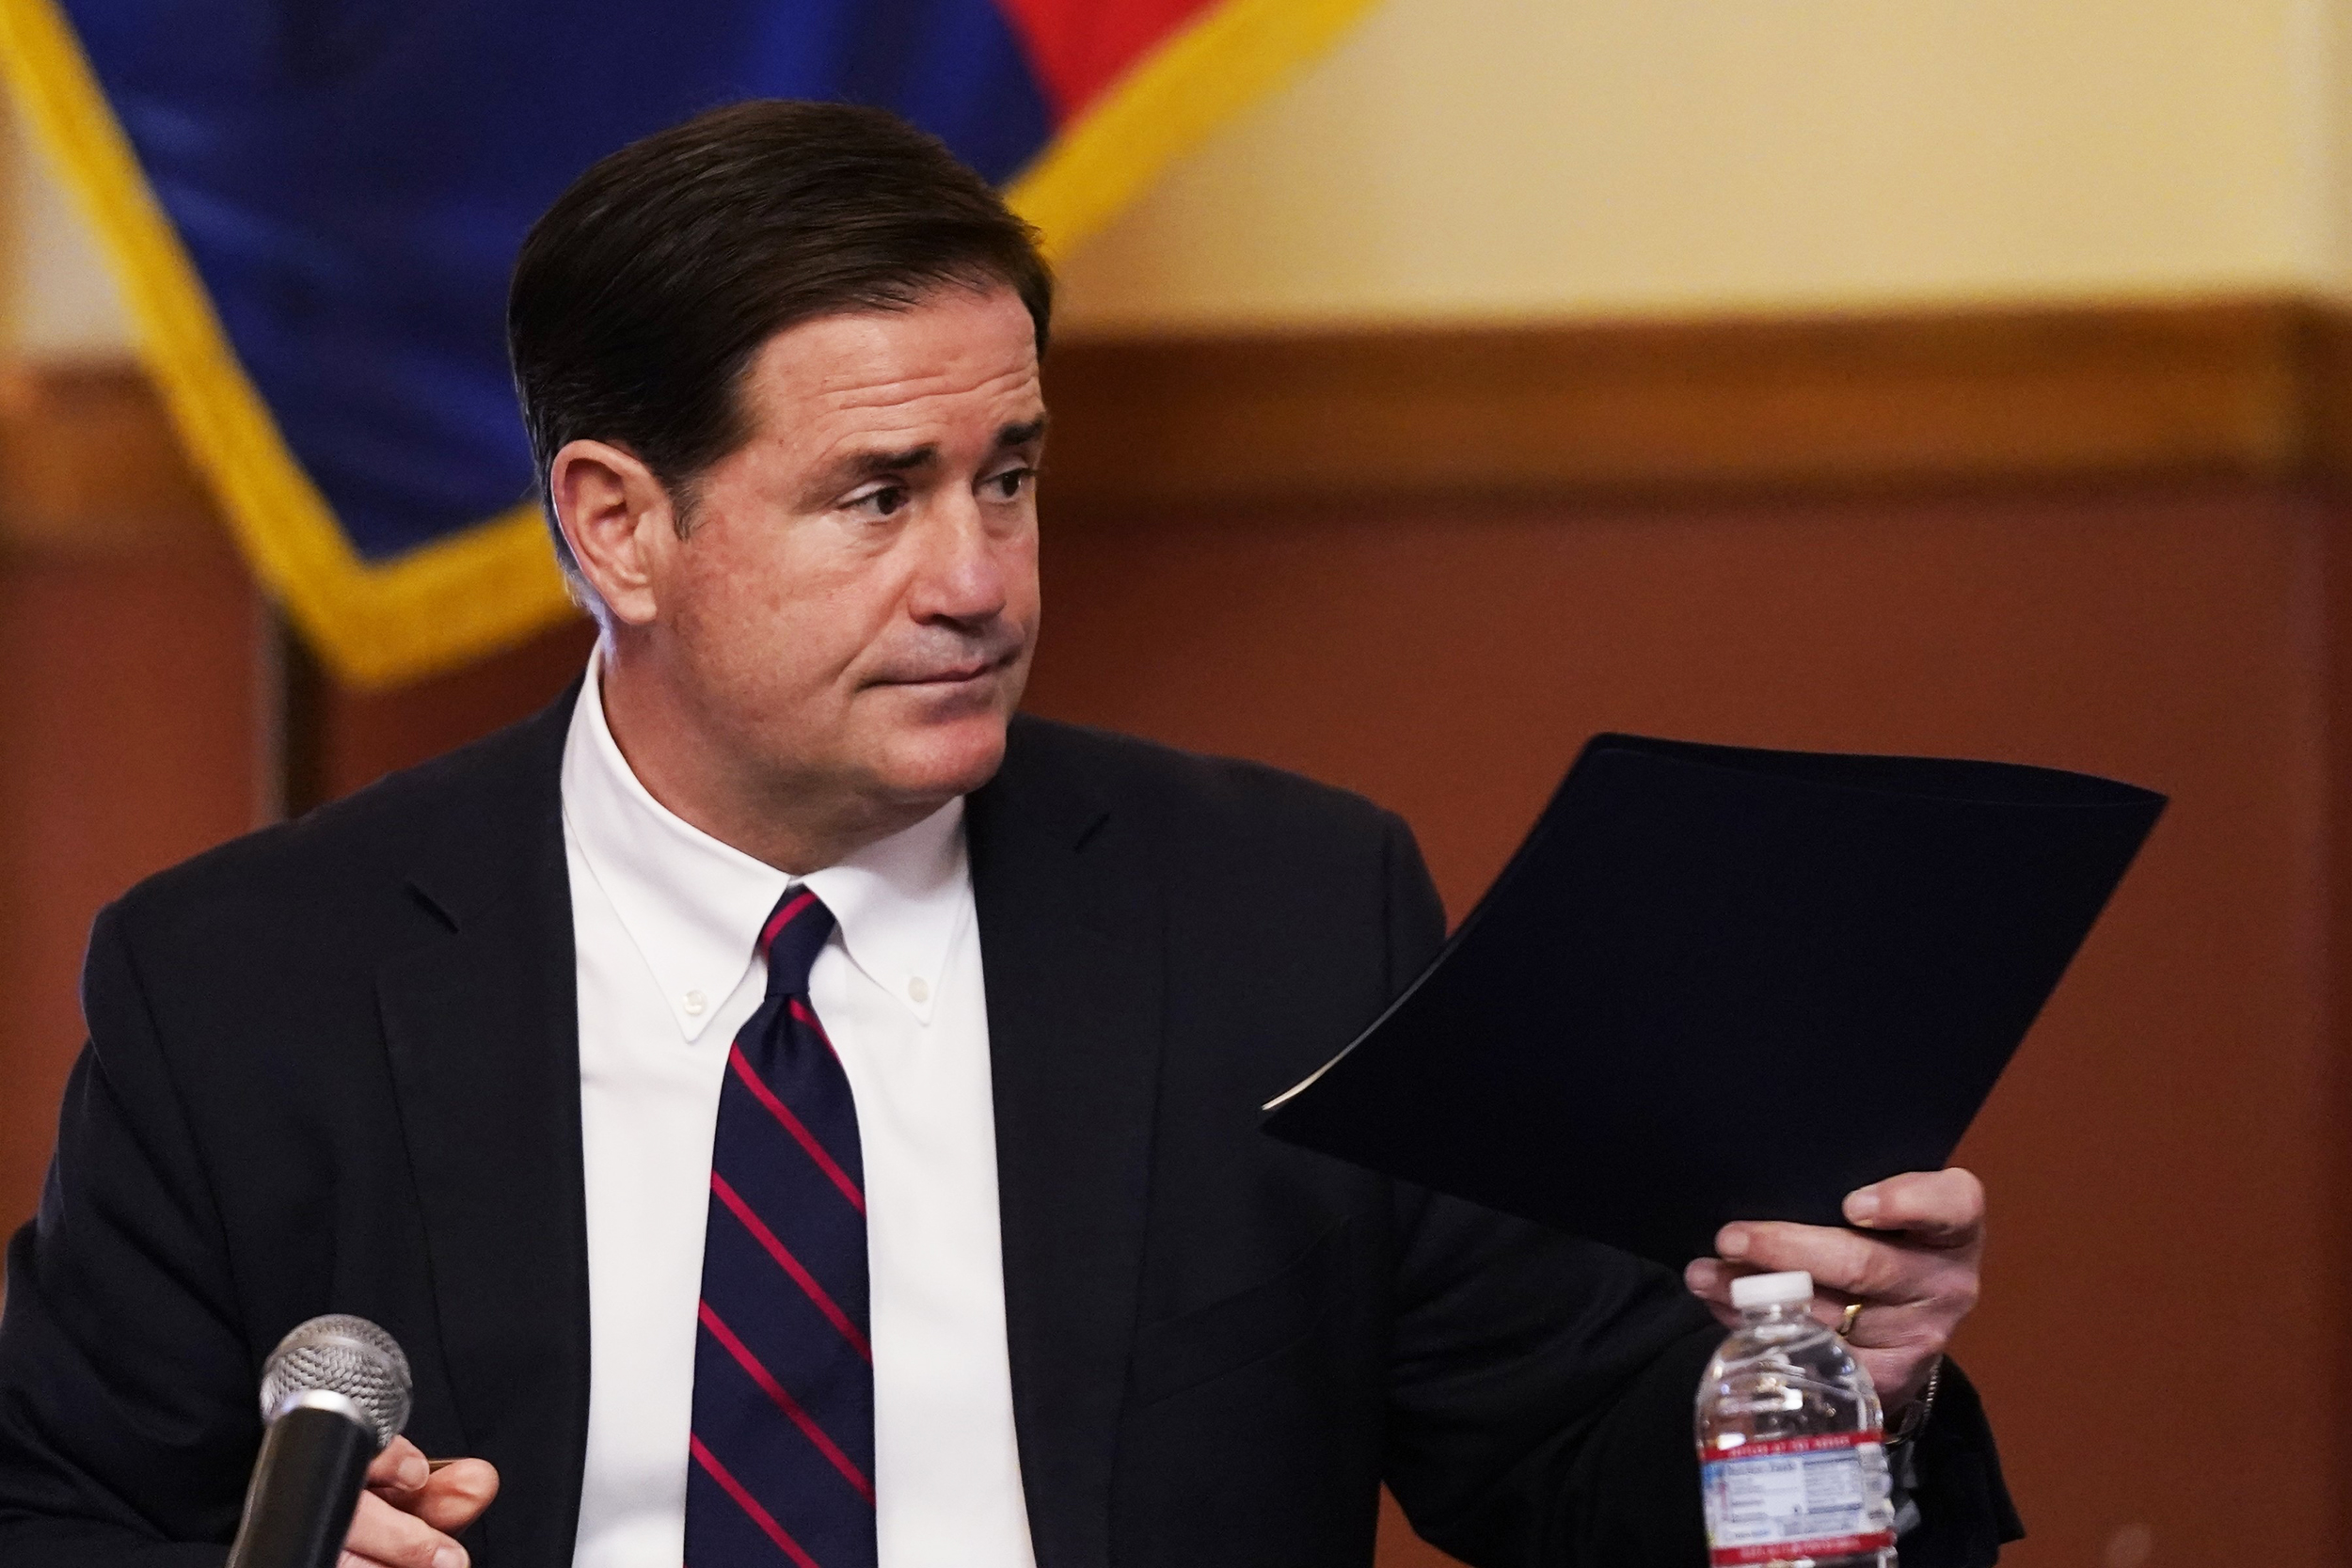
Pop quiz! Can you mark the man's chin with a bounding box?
[871,713,1012,806]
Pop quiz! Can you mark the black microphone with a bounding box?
[226,1315,415,1568]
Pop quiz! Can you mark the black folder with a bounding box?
[1263,735,2165,1268]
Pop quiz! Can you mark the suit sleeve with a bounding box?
[0,902,250,1565]
[1368,813,2022,1567]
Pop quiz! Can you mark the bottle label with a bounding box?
[1699,1431,1895,1566]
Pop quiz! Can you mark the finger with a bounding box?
[342,1489,467,1568]
[365,1436,430,1499]
[1692,1256,1859,1332]
[1682,1258,1751,1327]
[410,1460,500,1534]
[1717,1221,1918,1305]
[1684,1256,1736,1302]
[1844,1168,1985,1246]
[1807,1289,1863,1338]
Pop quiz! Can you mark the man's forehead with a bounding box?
[723,307,1034,485]
[771,374,1044,472]
[750,289,1038,404]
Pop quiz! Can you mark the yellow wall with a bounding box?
[4,0,2344,349]
[1,102,124,355]
[1056,0,2334,330]
[2323,0,2352,290]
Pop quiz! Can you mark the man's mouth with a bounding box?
[879,649,1016,687]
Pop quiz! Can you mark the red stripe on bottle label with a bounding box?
[1700,1430,1883,1461]
[1709,1533,1897,1566]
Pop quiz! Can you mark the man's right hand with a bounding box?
[340,1436,499,1568]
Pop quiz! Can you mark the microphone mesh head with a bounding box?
[258,1314,413,1449]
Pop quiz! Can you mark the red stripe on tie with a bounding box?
[760,890,819,955]
[710,1172,873,1362]
[698,1301,875,1504]
[787,997,843,1060]
[691,1433,823,1568]
[727,1045,865,1213]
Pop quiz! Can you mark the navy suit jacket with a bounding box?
[0,693,2021,1565]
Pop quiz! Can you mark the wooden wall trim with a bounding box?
[0,359,224,559]
[8,296,2352,557]
[1041,296,2345,513]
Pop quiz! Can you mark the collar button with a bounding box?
[906,975,930,1006]
[683,990,708,1017]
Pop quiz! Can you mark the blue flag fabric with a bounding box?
[1,0,1377,683]
[77,0,1054,562]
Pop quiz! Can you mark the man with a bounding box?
[0,103,2015,1567]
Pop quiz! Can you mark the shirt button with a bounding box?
[906,975,930,1005]
[683,990,707,1017]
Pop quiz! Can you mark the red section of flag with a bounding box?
[993,0,1221,119]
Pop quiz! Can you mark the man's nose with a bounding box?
[909,492,1013,626]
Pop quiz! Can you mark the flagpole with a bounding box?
[253,603,327,826]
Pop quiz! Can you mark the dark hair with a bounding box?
[508,100,1053,571]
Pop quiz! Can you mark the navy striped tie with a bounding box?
[685,888,876,1568]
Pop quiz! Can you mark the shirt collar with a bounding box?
[560,650,969,1041]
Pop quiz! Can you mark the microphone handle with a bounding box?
[225,1402,378,1568]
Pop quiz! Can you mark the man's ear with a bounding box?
[549,439,679,626]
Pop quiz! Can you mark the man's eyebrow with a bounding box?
[841,443,938,480]
[996,416,1048,450]
[806,443,938,501]
[808,418,1047,502]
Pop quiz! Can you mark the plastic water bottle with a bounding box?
[1695,1270,1897,1567]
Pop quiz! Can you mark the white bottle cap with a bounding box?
[1729,1270,1814,1310]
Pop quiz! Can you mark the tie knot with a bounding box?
[757,887,835,998]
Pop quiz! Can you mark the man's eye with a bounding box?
[856,484,909,516]
[983,467,1034,500]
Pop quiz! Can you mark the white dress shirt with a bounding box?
[562,655,1035,1568]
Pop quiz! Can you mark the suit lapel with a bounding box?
[377,695,591,1568]
[969,721,1167,1568]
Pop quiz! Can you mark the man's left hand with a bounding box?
[1682,1166,1985,1415]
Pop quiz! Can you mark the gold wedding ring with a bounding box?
[1836,1302,1864,1338]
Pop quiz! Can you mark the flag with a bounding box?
[0,0,1377,685]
